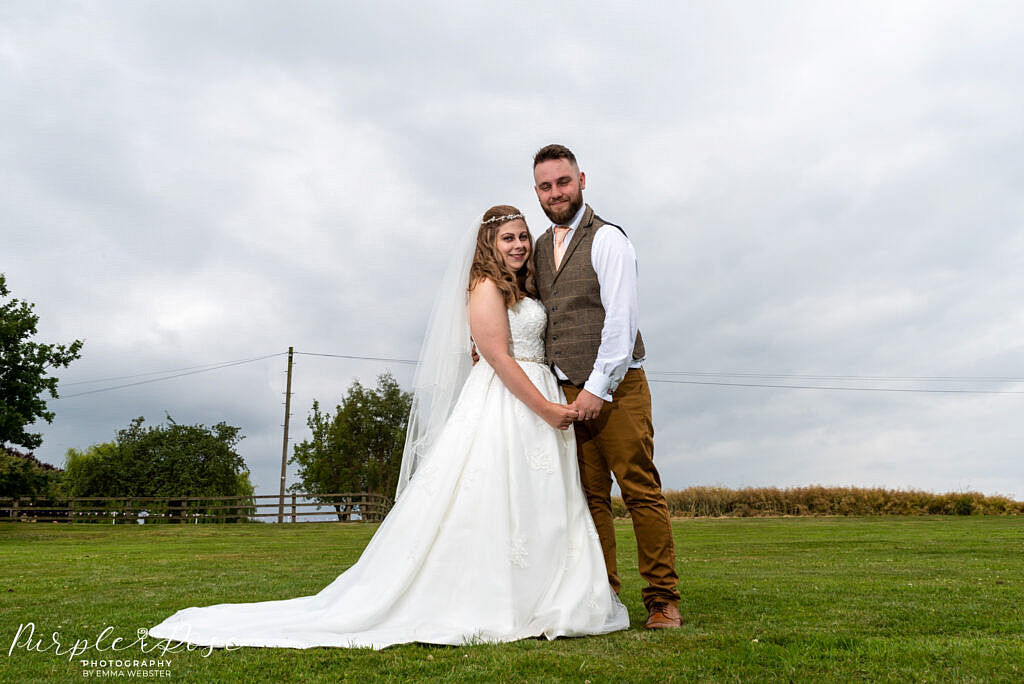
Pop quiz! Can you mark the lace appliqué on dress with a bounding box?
[509,536,529,569]
[566,538,582,563]
[414,463,441,496]
[458,467,482,494]
[507,298,547,364]
[525,445,555,474]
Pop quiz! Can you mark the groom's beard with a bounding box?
[541,190,584,225]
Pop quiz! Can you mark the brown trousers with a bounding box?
[562,368,681,609]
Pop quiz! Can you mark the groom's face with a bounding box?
[534,158,585,225]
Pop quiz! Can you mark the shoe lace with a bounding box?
[649,602,670,617]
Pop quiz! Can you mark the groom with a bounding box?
[532,144,681,629]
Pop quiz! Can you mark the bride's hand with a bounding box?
[543,402,578,430]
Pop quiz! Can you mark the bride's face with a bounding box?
[495,219,531,272]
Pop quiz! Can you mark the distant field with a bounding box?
[2,517,1022,682]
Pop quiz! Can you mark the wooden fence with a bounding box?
[0,492,393,524]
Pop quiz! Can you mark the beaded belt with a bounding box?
[515,355,547,364]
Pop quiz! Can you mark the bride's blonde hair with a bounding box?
[468,205,537,308]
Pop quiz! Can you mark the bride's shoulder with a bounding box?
[469,276,497,293]
[468,277,504,310]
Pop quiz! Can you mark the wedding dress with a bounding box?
[148,297,629,649]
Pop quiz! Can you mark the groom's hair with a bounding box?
[533,144,577,168]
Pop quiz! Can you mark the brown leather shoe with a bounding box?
[645,601,682,629]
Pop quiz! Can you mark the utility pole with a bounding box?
[278,346,294,524]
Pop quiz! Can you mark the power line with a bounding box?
[293,352,1023,393]
[60,353,287,386]
[646,378,1024,394]
[52,348,1024,398]
[59,353,285,398]
[292,352,415,362]
[293,352,1022,394]
[646,371,1024,383]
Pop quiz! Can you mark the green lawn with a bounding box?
[1,517,1022,682]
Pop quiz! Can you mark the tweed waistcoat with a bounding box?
[534,205,645,386]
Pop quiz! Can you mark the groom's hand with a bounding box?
[571,390,606,421]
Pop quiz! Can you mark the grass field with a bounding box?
[2,517,1022,682]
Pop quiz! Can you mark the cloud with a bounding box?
[3,1,1023,499]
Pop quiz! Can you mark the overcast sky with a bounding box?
[4,1,1023,500]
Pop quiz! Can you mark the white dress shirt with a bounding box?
[551,204,645,401]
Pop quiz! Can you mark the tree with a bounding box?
[290,373,412,519]
[1,445,64,498]
[62,441,124,498]
[62,416,255,521]
[1,273,83,451]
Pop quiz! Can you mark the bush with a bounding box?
[611,485,1024,518]
[0,446,63,498]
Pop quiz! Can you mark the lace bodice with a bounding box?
[508,298,547,363]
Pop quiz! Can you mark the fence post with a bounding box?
[291,493,297,524]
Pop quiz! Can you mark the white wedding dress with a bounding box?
[148,297,629,649]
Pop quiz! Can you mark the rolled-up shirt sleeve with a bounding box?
[583,225,643,401]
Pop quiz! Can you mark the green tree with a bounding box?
[0,273,83,451]
[62,441,124,498]
[62,416,255,522]
[290,373,412,519]
[1,445,64,498]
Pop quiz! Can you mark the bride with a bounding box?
[148,205,630,649]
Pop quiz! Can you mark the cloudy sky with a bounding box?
[4,1,1023,500]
